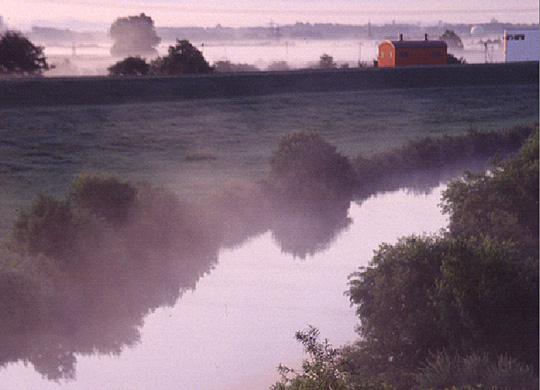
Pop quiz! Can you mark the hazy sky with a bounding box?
[1,0,538,30]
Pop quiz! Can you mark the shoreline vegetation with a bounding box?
[0,124,537,385]
[273,127,539,390]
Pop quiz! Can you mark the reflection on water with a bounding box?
[0,184,448,390]
[0,152,457,382]
[0,86,536,389]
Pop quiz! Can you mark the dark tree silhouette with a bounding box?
[109,13,161,57]
[318,53,335,69]
[108,56,150,76]
[150,40,212,75]
[0,31,48,75]
[440,29,464,49]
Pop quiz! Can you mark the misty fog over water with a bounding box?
[0,83,537,389]
[0,187,448,390]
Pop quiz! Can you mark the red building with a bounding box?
[378,34,447,67]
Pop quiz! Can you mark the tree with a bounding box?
[347,235,538,389]
[441,130,539,259]
[108,56,150,76]
[318,53,335,69]
[446,53,466,65]
[272,326,387,390]
[440,29,464,49]
[269,131,353,200]
[0,30,49,75]
[346,132,540,388]
[109,13,161,57]
[150,39,212,75]
[213,60,259,73]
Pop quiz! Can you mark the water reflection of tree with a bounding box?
[0,125,534,380]
[0,178,222,380]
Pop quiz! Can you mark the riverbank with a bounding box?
[0,61,537,108]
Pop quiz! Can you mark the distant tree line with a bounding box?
[108,40,213,76]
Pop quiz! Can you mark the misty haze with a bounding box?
[0,2,538,390]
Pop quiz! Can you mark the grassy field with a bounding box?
[0,83,538,236]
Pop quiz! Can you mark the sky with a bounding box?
[0,0,538,30]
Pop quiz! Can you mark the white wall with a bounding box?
[504,29,539,62]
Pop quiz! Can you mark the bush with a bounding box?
[415,352,538,390]
[269,131,353,201]
[213,60,259,73]
[108,56,150,76]
[447,53,466,65]
[441,129,539,259]
[347,235,538,389]
[318,53,336,69]
[352,126,534,186]
[272,326,389,390]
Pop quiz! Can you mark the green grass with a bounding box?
[0,84,537,237]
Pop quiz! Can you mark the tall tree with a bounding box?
[0,31,48,75]
[150,40,212,75]
[109,13,161,57]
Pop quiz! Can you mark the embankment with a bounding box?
[0,61,537,108]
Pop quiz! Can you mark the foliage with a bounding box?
[441,130,539,259]
[447,53,466,65]
[213,60,259,73]
[267,61,291,71]
[433,237,538,369]
[272,326,389,390]
[346,235,538,389]
[346,131,539,388]
[108,56,150,76]
[440,30,464,49]
[318,53,336,69]
[351,125,534,191]
[150,40,213,75]
[109,13,161,57]
[415,352,538,390]
[0,30,48,75]
[269,131,353,201]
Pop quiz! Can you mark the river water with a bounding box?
[0,85,537,389]
[0,186,447,390]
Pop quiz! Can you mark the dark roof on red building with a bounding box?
[389,40,447,49]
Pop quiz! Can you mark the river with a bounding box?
[0,84,536,389]
[0,186,447,390]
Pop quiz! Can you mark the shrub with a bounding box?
[318,53,336,69]
[108,56,150,76]
[269,131,353,201]
[415,352,538,390]
[272,326,389,390]
[347,235,538,389]
[213,60,259,73]
[441,130,539,259]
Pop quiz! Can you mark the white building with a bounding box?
[504,29,539,62]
